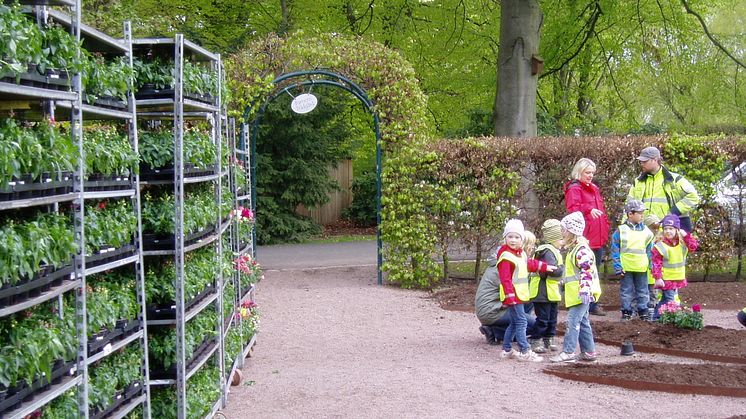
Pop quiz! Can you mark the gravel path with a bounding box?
[220,265,745,418]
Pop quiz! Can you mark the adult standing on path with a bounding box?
[628,146,700,232]
[564,158,610,316]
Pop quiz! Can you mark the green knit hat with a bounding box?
[542,219,563,243]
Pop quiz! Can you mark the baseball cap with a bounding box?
[636,146,661,162]
[624,199,646,213]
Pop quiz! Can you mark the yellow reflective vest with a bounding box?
[619,224,654,272]
[654,241,688,281]
[497,251,530,302]
[563,241,602,308]
[627,166,700,220]
[529,244,563,302]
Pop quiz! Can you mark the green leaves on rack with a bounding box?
[0,301,77,388]
[133,57,219,98]
[83,126,139,177]
[84,199,137,254]
[144,245,219,306]
[0,211,76,286]
[147,308,217,371]
[88,345,143,411]
[139,127,216,170]
[0,3,45,76]
[81,54,134,103]
[0,118,76,185]
[141,183,219,236]
[151,365,220,419]
[81,270,139,338]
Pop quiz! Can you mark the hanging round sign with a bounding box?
[291,93,318,114]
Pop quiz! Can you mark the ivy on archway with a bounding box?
[226,32,440,287]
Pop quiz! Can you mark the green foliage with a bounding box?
[342,170,377,226]
[133,57,219,97]
[82,270,139,337]
[148,309,217,370]
[0,301,76,389]
[144,245,218,305]
[85,199,137,253]
[83,125,139,177]
[141,183,219,235]
[0,3,45,76]
[41,389,78,419]
[657,302,704,330]
[82,54,134,103]
[0,118,76,184]
[88,345,143,411]
[0,211,76,285]
[139,126,216,169]
[150,365,220,419]
[41,24,84,74]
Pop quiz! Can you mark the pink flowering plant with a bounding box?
[657,301,704,330]
[230,206,255,246]
[234,254,263,290]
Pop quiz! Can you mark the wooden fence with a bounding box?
[296,159,353,225]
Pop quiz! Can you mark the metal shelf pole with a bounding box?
[124,20,152,419]
[173,34,188,419]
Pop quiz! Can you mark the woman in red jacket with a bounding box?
[564,158,610,316]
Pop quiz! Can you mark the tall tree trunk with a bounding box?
[494,0,543,137]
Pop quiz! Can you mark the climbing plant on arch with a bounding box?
[225,33,440,287]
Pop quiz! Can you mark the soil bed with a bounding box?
[588,320,746,363]
[545,362,746,398]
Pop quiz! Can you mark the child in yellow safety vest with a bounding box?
[527,219,565,354]
[611,199,655,321]
[551,211,602,363]
[651,214,698,320]
[497,219,556,362]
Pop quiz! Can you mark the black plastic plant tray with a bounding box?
[83,175,133,192]
[0,263,74,309]
[0,173,73,201]
[0,359,75,415]
[146,282,216,321]
[139,163,218,182]
[0,69,71,91]
[142,224,217,251]
[136,87,215,105]
[88,319,141,357]
[85,243,136,270]
[84,95,128,110]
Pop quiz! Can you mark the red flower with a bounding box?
[692,304,701,312]
[98,200,107,210]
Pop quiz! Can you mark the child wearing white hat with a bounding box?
[551,211,602,363]
[497,218,556,362]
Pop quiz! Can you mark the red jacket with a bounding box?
[496,245,547,305]
[564,180,610,249]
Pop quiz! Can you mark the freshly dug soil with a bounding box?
[545,362,746,396]
[588,320,746,362]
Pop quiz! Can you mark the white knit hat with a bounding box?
[502,218,525,241]
[561,211,586,236]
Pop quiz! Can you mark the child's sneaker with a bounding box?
[578,352,598,362]
[516,349,544,362]
[550,352,577,363]
[621,313,632,321]
[499,349,518,359]
[529,339,546,353]
[543,337,559,352]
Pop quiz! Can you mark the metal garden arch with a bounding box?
[241,69,383,284]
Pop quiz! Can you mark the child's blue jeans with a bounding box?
[503,303,529,353]
[562,302,595,355]
[620,271,649,315]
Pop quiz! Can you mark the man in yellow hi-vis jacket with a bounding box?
[628,146,700,232]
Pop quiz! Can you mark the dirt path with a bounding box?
[220,265,745,418]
